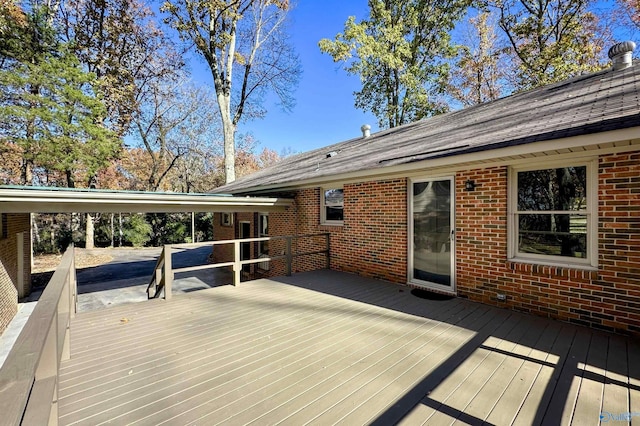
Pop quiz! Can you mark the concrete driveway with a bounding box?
[31,246,233,312]
[1,246,232,369]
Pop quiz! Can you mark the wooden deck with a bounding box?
[58,270,640,425]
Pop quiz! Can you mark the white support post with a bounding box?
[17,232,24,298]
[233,240,241,286]
[164,245,172,300]
[285,237,293,276]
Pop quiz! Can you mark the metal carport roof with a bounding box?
[0,186,293,213]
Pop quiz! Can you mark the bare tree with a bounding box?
[162,0,300,183]
[130,77,220,191]
[448,11,508,107]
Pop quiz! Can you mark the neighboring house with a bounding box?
[215,42,640,335]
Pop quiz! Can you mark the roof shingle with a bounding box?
[219,62,640,194]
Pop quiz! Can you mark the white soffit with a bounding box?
[0,187,293,214]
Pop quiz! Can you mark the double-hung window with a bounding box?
[321,187,344,225]
[220,212,233,227]
[508,160,597,268]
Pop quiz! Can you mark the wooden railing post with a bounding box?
[325,233,331,269]
[60,280,71,362]
[163,245,173,300]
[285,236,292,276]
[70,245,76,318]
[233,240,241,286]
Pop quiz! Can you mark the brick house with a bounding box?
[215,42,640,335]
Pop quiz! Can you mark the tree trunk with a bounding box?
[110,213,114,247]
[221,107,236,184]
[86,213,95,249]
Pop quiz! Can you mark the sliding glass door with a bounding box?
[410,177,455,292]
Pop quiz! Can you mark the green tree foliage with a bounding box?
[0,2,58,67]
[0,47,119,187]
[146,213,189,246]
[0,0,28,64]
[123,213,153,247]
[161,0,300,183]
[319,0,470,128]
[491,0,607,89]
[59,0,181,138]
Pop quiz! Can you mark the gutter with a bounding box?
[0,187,294,214]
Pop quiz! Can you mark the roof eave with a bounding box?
[227,126,640,195]
[0,188,294,213]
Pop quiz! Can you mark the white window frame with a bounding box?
[221,212,233,227]
[257,213,269,270]
[258,213,268,255]
[320,187,344,226]
[508,158,598,269]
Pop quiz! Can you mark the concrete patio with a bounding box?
[58,270,639,425]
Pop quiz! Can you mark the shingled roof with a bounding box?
[219,60,640,195]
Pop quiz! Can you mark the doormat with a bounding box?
[411,288,455,301]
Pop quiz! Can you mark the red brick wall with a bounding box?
[211,211,293,278]
[288,180,408,281]
[455,152,640,335]
[214,151,639,335]
[0,213,32,335]
[455,167,510,305]
[596,152,640,333]
[212,213,237,264]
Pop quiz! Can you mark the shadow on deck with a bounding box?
[58,270,640,425]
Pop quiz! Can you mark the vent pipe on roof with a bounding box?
[361,124,371,138]
[608,41,636,71]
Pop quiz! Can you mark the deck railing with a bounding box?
[146,245,171,300]
[147,233,330,300]
[0,244,77,426]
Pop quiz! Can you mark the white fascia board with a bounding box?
[0,189,293,213]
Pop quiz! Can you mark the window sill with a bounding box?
[320,222,343,227]
[507,259,599,280]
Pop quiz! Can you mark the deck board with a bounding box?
[571,332,607,424]
[484,319,562,425]
[629,340,640,417]
[57,270,640,426]
[148,300,472,425]
[601,335,630,422]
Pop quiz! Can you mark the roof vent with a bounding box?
[608,41,636,71]
[361,124,371,138]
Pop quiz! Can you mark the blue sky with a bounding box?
[190,1,378,155]
[184,0,635,156]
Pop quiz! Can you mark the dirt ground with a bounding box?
[31,249,115,289]
[33,251,113,273]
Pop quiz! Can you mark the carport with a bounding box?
[0,185,293,330]
[0,185,293,213]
